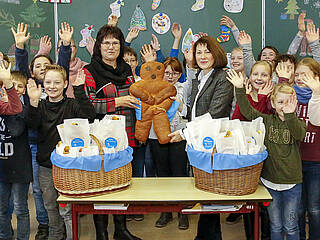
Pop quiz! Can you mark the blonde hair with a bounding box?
[270,83,296,103]
[11,71,27,87]
[231,47,243,55]
[250,60,273,77]
[296,57,320,77]
[44,64,67,81]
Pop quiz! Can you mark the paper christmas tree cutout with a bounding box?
[20,2,46,28]
[182,28,193,53]
[217,25,231,43]
[129,5,146,31]
[152,0,161,10]
[285,0,300,20]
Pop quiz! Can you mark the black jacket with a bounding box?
[26,85,96,168]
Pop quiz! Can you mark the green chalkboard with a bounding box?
[0,0,55,64]
[58,0,262,63]
[266,0,320,55]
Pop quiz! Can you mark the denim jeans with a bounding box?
[132,142,156,177]
[267,184,302,240]
[39,166,72,240]
[0,182,30,240]
[30,144,49,225]
[145,142,156,177]
[298,161,320,240]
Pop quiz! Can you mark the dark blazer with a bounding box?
[189,68,233,119]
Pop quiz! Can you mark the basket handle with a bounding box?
[89,134,104,155]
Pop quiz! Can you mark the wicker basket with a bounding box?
[52,134,132,197]
[192,146,264,196]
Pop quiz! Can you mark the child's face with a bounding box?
[280,60,295,84]
[32,57,51,82]
[12,79,26,97]
[294,65,314,88]
[260,48,276,65]
[195,43,214,72]
[123,53,138,73]
[271,92,292,119]
[230,50,244,73]
[43,70,67,102]
[163,65,182,85]
[250,64,271,91]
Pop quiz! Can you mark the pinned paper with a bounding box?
[79,24,94,48]
[152,0,161,10]
[224,0,243,13]
[191,0,205,12]
[285,0,300,20]
[152,12,170,34]
[108,0,124,20]
[181,28,193,53]
[129,5,147,31]
[39,0,71,2]
[216,25,231,43]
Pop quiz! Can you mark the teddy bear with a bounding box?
[129,61,177,144]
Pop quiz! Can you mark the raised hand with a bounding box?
[276,62,292,79]
[244,77,252,94]
[73,69,85,86]
[140,44,156,62]
[258,81,274,96]
[59,22,74,46]
[298,13,306,34]
[184,46,194,68]
[38,35,52,55]
[306,22,319,43]
[238,30,252,46]
[0,62,13,89]
[0,87,8,103]
[150,34,160,51]
[27,79,42,107]
[11,22,30,49]
[108,15,119,27]
[125,28,140,43]
[283,93,297,114]
[220,15,237,30]
[226,69,245,88]
[171,22,182,40]
[86,36,95,56]
[302,73,320,95]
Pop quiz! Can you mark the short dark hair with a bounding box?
[123,46,137,60]
[274,54,297,69]
[93,25,125,59]
[30,54,53,73]
[192,36,227,69]
[257,46,279,61]
[164,57,183,73]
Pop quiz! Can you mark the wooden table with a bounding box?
[57,177,272,240]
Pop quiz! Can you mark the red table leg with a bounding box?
[72,204,79,240]
[254,203,260,240]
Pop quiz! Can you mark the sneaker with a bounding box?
[226,213,242,225]
[178,213,189,230]
[155,212,172,228]
[35,224,49,240]
[133,214,144,221]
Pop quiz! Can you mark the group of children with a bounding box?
[0,11,319,240]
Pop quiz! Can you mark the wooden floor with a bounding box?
[12,194,248,240]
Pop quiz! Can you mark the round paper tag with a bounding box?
[105,137,118,148]
[203,137,214,149]
[152,12,171,34]
[71,138,85,147]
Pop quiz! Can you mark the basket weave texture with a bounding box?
[52,134,132,197]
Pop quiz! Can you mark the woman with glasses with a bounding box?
[83,24,141,240]
[145,57,190,230]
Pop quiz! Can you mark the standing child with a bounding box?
[227,69,306,240]
[26,65,95,240]
[0,62,31,240]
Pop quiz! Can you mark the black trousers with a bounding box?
[148,139,188,177]
[195,214,222,240]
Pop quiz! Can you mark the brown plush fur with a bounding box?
[129,61,177,144]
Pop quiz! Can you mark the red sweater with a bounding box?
[0,87,22,115]
[297,102,320,162]
[232,94,272,121]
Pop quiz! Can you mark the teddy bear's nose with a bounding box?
[151,74,156,79]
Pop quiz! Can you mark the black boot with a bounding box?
[260,206,270,240]
[155,212,173,228]
[93,214,109,240]
[113,214,142,240]
[243,213,254,240]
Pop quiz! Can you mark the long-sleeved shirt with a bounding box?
[308,92,320,126]
[0,87,22,115]
[26,85,96,168]
[236,87,306,184]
